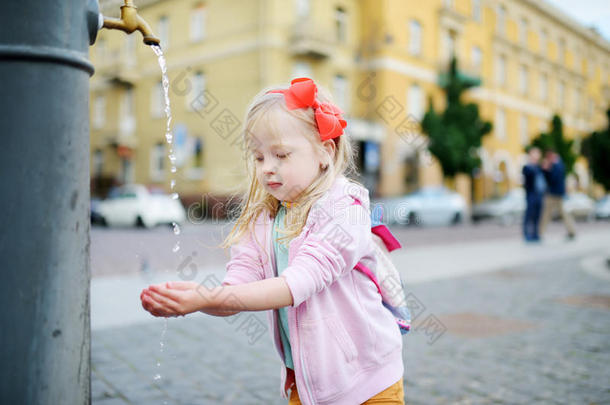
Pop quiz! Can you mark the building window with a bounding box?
[558,81,565,110]
[332,74,349,114]
[496,54,506,86]
[407,84,424,121]
[121,158,134,184]
[96,38,105,61]
[120,88,136,135]
[519,17,528,46]
[193,138,204,168]
[443,29,457,62]
[472,46,482,73]
[151,142,165,181]
[558,38,566,63]
[574,88,582,115]
[187,72,206,111]
[334,7,347,43]
[519,114,528,146]
[472,0,481,22]
[539,29,548,55]
[497,5,506,36]
[93,95,105,129]
[190,4,206,42]
[295,0,309,17]
[495,108,506,141]
[409,19,422,56]
[151,80,164,118]
[93,149,104,177]
[292,61,312,79]
[123,88,134,117]
[519,64,528,96]
[124,35,136,66]
[158,16,170,49]
[540,73,548,101]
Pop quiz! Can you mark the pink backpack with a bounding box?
[353,201,411,335]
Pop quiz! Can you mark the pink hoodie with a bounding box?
[222,175,404,405]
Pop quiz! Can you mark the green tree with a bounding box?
[421,57,492,179]
[528,114,577,173]
[582,108,610,191]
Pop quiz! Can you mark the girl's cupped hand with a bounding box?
[140,281,208,318]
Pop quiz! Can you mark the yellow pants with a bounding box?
[540,195,576,236]
[289,378,405,404]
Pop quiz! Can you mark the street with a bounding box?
[91,221,610,404]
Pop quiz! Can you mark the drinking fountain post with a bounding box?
[0,0,156,403]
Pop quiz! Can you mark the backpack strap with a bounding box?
[351,199,402,252]
[354,262,382,295]
[371,225,402,252]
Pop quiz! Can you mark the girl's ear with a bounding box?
[321,139,336,162]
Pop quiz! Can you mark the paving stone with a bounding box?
[93,255,610,404]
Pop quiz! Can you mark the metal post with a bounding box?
[0,0,99,403]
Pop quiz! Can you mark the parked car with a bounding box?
[90,197,105,225]
[93,184,186,228]
[471,188,526,226]
[561,192,595,221]
[372,186,467,227]
[595,195,610,220]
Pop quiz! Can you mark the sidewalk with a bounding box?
[91,228,610,404]
[91,228,610,331]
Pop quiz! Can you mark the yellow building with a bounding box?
[90,0,610,212]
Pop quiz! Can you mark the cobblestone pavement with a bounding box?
[92,253,610,404]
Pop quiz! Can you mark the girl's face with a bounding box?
[249,108,330,202]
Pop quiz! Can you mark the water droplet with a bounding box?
[171,192,179,200]
[154,374,161,380]
[171,166,177,173]
[172,242,181,253]
[168,154,176,164]
[165,132,173,144]
[172,222,181,235]
[170,179,176,189]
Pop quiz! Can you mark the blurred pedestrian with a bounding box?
[522,146,546,242]
[540,149,576,239]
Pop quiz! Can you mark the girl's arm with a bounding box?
[141,277,294,318]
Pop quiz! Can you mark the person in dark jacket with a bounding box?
[540,149,576,239]
[522,146,546,242]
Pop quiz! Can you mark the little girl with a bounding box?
[141,77,405,405]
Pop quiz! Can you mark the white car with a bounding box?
[471,188,526,226]
[373,186,467,227]
[595,195,610,220]
[94,184,187,228]
[561,192,595,221]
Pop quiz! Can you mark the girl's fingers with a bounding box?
[147,289,181,315]
[149,285,183,303]
[164,281,197,290]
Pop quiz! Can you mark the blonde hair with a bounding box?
[220,81,360,253]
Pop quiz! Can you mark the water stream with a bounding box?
[151,44,181,397]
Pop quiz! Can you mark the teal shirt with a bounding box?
[273,204,294,370]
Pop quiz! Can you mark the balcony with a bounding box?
[95,49,139,86]
[289,20,337,59]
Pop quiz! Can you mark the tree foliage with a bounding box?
[582,108,610,190]
[529,115,577,174]
[421,57,492,178]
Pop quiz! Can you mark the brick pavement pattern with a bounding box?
[92,256,610,404]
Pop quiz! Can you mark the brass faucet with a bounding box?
[102,0,160,46]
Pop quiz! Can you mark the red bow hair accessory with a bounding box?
[267,77,347,141]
